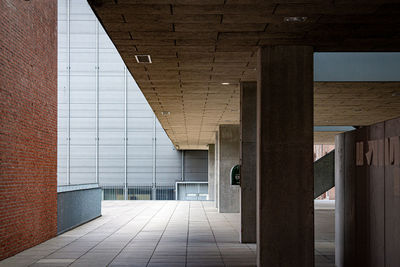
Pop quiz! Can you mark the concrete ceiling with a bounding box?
[88,1,400,149]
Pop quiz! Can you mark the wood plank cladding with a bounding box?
[88,0,400,149]
[336,116,400,267]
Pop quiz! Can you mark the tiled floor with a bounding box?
[0,201,334,267]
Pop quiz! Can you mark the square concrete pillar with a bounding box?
[240,81,257,243]
[218,124,240,213]
[215,131,219,208]
[208,144,215,201]
[257,46,314,266]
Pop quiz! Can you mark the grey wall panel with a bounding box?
[185,159,208,172]
[127,118,154,130]
[70,76,96,90]
[70,158,96,167]
[99,76,124,89]
[57,187,101,234]
[57,0,208,188]
[99,104,124,118]
[99,118,124,130]
[58,172,67,185]
[156,158,181,168]
[127,132,153,146]
[70,172,96,184]
[184,151,208,182]
[185,173,207,181]
[128,146,153,158]
[70,118,96,131]
[99,132,124,146]
[156,173,180,185]
[99,172,124,185]
[69,106,96,118]
[99,146,124,157]
[70,132,96,145]
[127,173,153,185]
[99,91,124,103]
[127,158,153,168]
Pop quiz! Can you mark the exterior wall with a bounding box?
[57,0,206,190]
[0,0,57,260]
[183,151,208,182]
[336,117,400,267]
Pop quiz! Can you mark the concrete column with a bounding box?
[257,46,314,266]
[218,124,240,213]
[240,82,257,243]
[208,144,215,201]
[215,131,219,208]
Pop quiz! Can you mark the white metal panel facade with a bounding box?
[58,0,193,188]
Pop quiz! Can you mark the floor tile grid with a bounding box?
[107,201,188,267]
[220,212,257,256]
[184,202,191,267]
[200,201,227,266]
[0,201,335,267]
[149,201,190,266]
[202,202,256,266]
[72,201,169,266]
[153,202,193,266]
[26,202,152,267]
[144,201,180,266]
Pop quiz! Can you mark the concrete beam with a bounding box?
[257,46,314,266]
[240,82,257,243]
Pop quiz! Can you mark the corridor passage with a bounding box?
[0,201,334,267]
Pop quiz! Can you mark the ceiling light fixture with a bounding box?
[135,55,152,63]
[284,16,308,23]
[221,82,230,85]
[161,111,170,116]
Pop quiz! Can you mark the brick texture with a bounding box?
[0,0,57,260]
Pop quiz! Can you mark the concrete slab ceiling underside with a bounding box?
[1,201,334,267]
[88,1,400,149]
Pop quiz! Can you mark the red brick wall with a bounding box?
[0,0,57,260]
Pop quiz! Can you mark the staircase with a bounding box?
[314,150,335,199]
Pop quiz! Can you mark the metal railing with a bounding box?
[101,184,176,200]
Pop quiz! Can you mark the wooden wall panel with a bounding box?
[384,118,400,267]
[354,127,369,267]
[368,122,385,267]
[343,130,357,267]
[337,117,400,267]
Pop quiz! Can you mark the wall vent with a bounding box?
[135,55,152,63]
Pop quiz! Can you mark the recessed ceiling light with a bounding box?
[161,111,170,115]
[135,55,152,63]
[222,82,230,85]
[284,16,308,23]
